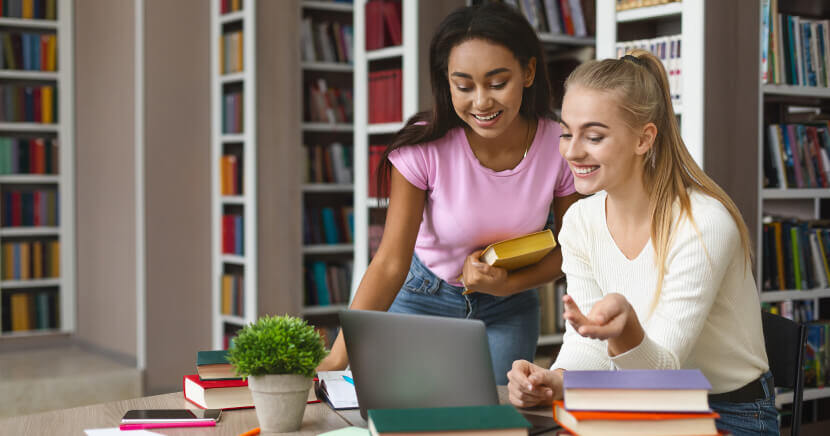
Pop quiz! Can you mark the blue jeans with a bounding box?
[710,371,779,436]
[387,254,540,385]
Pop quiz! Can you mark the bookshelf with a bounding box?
[0,0,74,338]
[210,0,304,349]
[756,2,830,416]
[299,1,356,340]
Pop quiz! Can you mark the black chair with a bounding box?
[761,311,807,436]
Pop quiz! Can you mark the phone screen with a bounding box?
[122,409,222,422]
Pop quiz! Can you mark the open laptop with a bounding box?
[339,310,500,419]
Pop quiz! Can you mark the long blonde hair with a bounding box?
[564,49,752,312]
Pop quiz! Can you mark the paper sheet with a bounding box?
[84,428,163,436]
[318,370,359,409]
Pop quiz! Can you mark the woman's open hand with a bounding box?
[562,293,645,356]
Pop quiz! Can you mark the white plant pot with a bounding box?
[247,374,313,433]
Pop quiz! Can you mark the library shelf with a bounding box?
[616,2,682,23]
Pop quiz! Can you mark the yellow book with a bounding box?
[33,241,43,279]
[50,240,59,277]
[222,274,232,315]
[20,242,30,280]
[11,293,31,331]
[218,35,224,74]
[42,86,53,124]
[480,229,556,271]
[236,31,243,72]
[48,35,57,71]
[22,0,33,19]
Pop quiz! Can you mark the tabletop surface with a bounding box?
[0,386,558,435]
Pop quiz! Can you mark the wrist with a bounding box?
[608,304,644,356]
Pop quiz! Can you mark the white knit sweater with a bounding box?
[552,190,769,394]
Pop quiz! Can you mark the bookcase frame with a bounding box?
[299,0,356,320]
[211,0,258,349]
[0,0,75,338]
[755,0,830,409]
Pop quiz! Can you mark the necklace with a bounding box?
[522,119,532,159]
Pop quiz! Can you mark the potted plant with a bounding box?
[227,315,328,433]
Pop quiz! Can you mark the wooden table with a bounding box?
[0,386,557,435]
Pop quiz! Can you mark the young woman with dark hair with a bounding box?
[316,2,579,383]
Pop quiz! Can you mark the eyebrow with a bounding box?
[450,67,510,79]
[559,120,610,129]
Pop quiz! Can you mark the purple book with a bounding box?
[563,370,713,412]
[564,369,712,391]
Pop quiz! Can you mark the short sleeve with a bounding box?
[388,145,430,191]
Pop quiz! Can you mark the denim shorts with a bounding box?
[710,371,779,436]
[387,254,540,385]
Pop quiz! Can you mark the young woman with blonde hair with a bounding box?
[506,49,777,436]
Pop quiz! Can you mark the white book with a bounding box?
[767,124,788,188]
[301,18,316,62]
[793,16,804,86]
[567,0,587,37]
[543,0,562,34]
[810,233,828,288]
[317,370,358,409]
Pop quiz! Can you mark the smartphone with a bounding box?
[121,409,222,424]
[521,412,561,436]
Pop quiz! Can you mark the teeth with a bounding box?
[574,166,599,175]
[473,111,500,121]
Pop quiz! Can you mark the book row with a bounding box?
[304,143,353,185]
[1,189,59,227]
[304,205,354,246]
[0,136,58,174]
[220,154,242,196]
[0,32,57,72]
[221,214,243,256]
[222,91,243,134]
[538,278,566,336]
[764,123,830,189]
[762,219,830,291]
[306,78,353,124]
[0,0,57,20]
[803,321,830,388]
[364,0,401,51]
[1,240,59,280]
[616,35,682,107]
[507,0,593,37]
[220,273,244,318]
[218,30,243,75]
[219,0,242,15]
[301,18,354,65]
[763,300,818,324]
[1,291,57,333]
[368,68,402,124]
[615,0,678,11]
[304,260,353,307]
[0,84,56,124]
[762,0,830,88]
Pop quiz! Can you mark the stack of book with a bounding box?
[183,350,253,410]
[554,369,719,436]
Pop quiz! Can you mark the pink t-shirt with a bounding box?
[388,118,575,285]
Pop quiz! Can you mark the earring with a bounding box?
[647,148,657,168]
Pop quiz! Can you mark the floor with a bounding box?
[0,345,142,418]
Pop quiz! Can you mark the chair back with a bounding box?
[761,311,807,436]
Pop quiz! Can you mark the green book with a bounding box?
[367,405,530,435]
[791,227,802,290]
[196,350,239,380]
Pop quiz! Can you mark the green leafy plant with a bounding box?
[227,315,328,378]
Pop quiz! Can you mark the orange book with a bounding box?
[236,31,243,72]
[773,222,786,290]
[3,243,12,280]
[22,0,33,19]
[553,401,719,436]
[41,86,53,124]
[222,274,232,315]
[218,34,224,74]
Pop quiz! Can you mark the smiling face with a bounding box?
[559,85,654,195]
[447,38,535,140]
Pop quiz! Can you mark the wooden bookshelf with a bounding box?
[0,0,74,338]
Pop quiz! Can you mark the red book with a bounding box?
[34,138,45,174]
[11,191,21,226]
[222,215,234,254]
[183,374,253,410]
[365,0,386,50]
[383,1,402,46]
[33,87,41,122]
[33,191,41,226]
[40,35,48,71]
